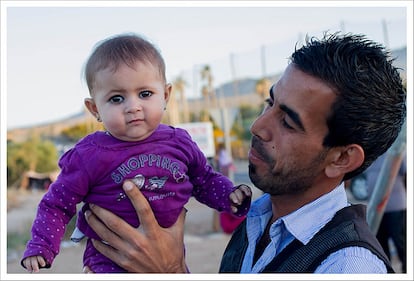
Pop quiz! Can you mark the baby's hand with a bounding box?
[22,255,46,273]
[229,184,252,213]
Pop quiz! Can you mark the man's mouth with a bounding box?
[249,136,272,164]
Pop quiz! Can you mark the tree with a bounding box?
[172,75,190,123]
[255,78,271,100]
[234,104,262,141]
[61,122,103,141]
[7,137,58,188]
[200,65,217,109]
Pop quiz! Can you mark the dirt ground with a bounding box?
[6,191,233,274]
[5,172,404,275]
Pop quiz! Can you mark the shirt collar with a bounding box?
[284,182,348,244]
[247,183,349,244]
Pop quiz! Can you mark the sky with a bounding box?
[1,1,412,130]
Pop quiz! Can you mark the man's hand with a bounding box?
[85,180,187,273]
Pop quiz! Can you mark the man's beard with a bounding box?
[248,148,328,196]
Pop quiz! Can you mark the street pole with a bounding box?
[367,119,406,234]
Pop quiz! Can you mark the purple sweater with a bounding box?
[22,124,249,271]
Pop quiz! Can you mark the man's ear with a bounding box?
[325,144,364,178]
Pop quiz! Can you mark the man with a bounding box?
[84,32,406,273]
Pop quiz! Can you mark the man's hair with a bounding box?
[290,32,406,180]
[84,33,166,93]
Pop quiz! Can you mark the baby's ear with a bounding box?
[84,98,99,119]
[164,83,172,103]
[325,144,364,178]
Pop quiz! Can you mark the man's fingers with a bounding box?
[90,238,127,267]
[123,180,186,247]
[170,208,187,238]
[85,180,188,273]
[85,207,129,251]
[123,180,159,234]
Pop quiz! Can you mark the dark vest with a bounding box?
[219,204,394,273]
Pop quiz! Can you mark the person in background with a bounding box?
[216,143,234,178]
[215,143,246,234]
[84,32,406,273]
[21,33,251,273]
[364,153,407,273]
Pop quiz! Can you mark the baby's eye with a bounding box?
[139,91,153,99]
[109,95,124,103]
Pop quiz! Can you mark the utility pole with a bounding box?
[367,120,406,234]
[261,45,267,77]
[340,20,346,33]
[382,19,390,48]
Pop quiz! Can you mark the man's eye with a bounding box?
[109,95,124,103]
[139,91,153,98]
[282,119,294,130]
[265,98,274,107]
[260,98,273,114]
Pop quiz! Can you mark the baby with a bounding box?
[21,33,251,273]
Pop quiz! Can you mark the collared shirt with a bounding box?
[241,184,387,273]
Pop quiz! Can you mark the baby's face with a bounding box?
[90,61,171,142]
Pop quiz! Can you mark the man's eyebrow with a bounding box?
[280,104,305,132]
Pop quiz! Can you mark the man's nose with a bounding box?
[250,111,272,142]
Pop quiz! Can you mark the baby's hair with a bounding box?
[84,33,166,93]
